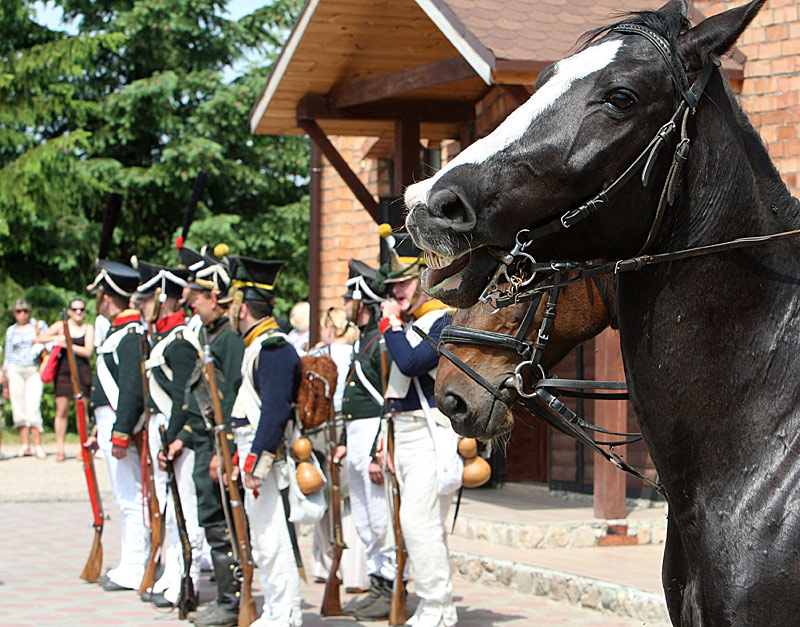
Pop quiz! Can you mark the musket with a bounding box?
[202,344,257,626]
[320,406,346,616]
[280,479,307,583]
[381,337,408,626]
[138,332,165,595]
[159,425,198,619]
[62,309,105,582]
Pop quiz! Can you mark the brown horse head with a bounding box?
[435,276,613,439]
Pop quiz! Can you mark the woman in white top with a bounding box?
[3,298,48,458]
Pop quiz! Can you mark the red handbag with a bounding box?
[40,345,62,383]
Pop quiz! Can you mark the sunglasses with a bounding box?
[14,309,29,313]
[70,307,86,312]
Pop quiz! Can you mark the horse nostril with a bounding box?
[439,387,470,423]
[428,188,476,230]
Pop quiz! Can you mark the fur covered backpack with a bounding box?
[295,354,338,430]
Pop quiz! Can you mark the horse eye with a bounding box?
[608,91,636,111]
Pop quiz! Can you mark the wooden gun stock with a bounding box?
[320,409,345,616]
[203,347,257,626]
[138,445,164,594]
[63,310,105,582]
[380,340,408,625]
[159,425,197,619]
[137,334,164,595]
[387,418,408,625]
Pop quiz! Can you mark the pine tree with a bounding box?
[0,0,309,315]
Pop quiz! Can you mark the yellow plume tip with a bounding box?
[214,243,230,258]
[378,223,393,239]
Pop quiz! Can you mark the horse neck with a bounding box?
[667,71,800,247]
[616,72,800,501]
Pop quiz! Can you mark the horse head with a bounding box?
[405,0,768,308]
[435,275,614,439]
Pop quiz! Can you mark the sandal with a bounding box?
[17,446,32,458]
[56,453,66,462]
[34,446,46,459]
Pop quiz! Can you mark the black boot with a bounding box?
[341,574,384,616]
[354,576,393,621]
[193,525,239,627]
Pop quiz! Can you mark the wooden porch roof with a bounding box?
[249,0,745,141]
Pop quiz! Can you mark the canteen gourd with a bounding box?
[293,437,323,495]
[458,438,491,488]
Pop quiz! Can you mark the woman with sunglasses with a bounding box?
[3,298,49,458]
[36,298,94,461]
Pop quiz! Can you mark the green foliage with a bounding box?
[0,0,310,306]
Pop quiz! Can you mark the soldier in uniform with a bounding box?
[181,246,246,627]
[377,234,460,627]
[86,260,149,592]
[227,255,304,627]
[333,259,397,620]
[134,260,204,608]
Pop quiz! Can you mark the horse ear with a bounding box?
[657,0,688,21]
[678,0,766,70]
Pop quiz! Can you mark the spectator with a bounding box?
[3,298,48,458]
[36,298,94,461]
[287,301,310,355]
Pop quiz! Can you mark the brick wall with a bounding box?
[695,0,800,194]
[318,136,388,318]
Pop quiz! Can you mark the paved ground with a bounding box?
[0,443,659,626]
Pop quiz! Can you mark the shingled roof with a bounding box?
[250,0,744,139]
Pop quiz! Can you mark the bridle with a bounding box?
[414,271,664,494]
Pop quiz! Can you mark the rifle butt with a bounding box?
[320,570,343,616]
[388,578,408,626]
[238,587,257,626]
[79,530,103,582]
[178,577,197,620]
[137,556,158,595]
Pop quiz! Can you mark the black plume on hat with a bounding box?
[87,260,140,297]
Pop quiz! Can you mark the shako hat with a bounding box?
[228,255,284,303]
[374,223,426,290]
[132,259,190,299]
[87,260,140,298]
[342,259,386,305]
[186,243,233,303]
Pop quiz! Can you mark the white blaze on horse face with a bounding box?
[404,39,623,215]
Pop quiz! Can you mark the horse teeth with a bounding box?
[424,251,454,270]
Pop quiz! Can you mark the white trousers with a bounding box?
[95,405,149,588]
[394,416,457,626]
[235,425,303,627]
[311,497,369,590]
[7,364,43,429]
[147,414,203,603]
[347,416,396,581]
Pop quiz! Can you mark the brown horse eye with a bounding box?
[608,91,635,111]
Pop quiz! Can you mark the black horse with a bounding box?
[405,0,800,624]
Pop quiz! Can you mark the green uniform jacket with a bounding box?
[341,318,386,446]
[147,314,199,445]
[89,310,144,447]
[183,316,245,443]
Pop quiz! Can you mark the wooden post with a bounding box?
[393,118,421,197]
[308,141,321,348]
[593,328,627,520]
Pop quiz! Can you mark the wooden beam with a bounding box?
[593,328,628,520]
[298,119,380,223]
[329,57,476,108]
[297,94,474,125]
[394,118,421,198]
